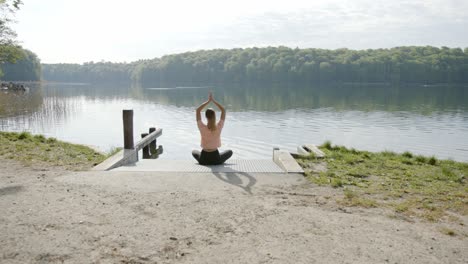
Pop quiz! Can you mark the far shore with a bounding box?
[3,79,468,87]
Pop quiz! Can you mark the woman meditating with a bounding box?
[192,92,233,165]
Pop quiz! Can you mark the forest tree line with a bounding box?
[4,46,468,84]
[130,46,468,85]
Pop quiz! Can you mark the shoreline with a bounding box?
[1,131,466,222]
[0,133,467,263]
[1,130,467,222]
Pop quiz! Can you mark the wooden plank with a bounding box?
[135,128,162,151]
[93,128,162,170]
[141,133,150,159]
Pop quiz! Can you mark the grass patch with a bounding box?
[296,141,468,221]
[428,156,438,165]
[331,178,343,188]
[402,151,413,158]
[322,140,333,150]
[339,188,378,208]
[0,131,109,170]
[439,227,456,236]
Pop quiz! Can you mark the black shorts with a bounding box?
[192,149,233,165]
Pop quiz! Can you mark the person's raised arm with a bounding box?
[196,94,212,121]
[212,97,226,121]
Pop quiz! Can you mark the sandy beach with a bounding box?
[1,158,467,264]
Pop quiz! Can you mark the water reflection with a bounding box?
[0,82,467,161]
[0,83,81,132]
[135,83,468,113]
[0,83,43,117]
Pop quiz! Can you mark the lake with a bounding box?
[1,82,468,162]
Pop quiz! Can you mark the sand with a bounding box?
[0,158,467,264]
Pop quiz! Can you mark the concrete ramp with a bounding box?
[55,171,306,194]
[112,159,285,173]
[75,158,306,193]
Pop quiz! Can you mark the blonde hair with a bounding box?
[205,108,216,132]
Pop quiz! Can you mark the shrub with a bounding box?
[415,155,427,163]
[402,151,413,158]
[337,146,348,152]
[382,150,396,157]
[350,148,359,154]
[402,159,413,165]
[322,140,332,150]
[428,156,437,165]
[47,137,57,143]
[18,132,32,140]
[34,134,46,143]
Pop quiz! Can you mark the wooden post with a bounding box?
[149,127,157,154]
[123,110,134,149]
[141,133,150,159]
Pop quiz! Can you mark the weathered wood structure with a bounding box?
[93,109,163,171]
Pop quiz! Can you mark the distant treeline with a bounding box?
[0,49,41,81]
[29,46,468,84]
[42,61,137,83]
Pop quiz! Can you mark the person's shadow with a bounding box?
[199,163,257,194]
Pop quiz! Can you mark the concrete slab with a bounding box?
[297,144,326,158]
[92,149,137,171]
[273,150,305,173]
[55,171,306,194]
[112,159,285,173]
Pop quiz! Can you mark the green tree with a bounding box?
[0,48,41,81]
[0,0,24,78]
[0,0,23,62]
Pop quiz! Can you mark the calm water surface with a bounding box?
[1,83,467,161]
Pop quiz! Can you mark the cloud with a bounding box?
[188,0,468,51]
[13,0,468,63]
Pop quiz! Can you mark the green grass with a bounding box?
[439,227,456,236]
[297,141,468,222]
[339,188,378,208]
[0,131,110,170]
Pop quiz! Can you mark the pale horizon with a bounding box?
[12,0,468,64]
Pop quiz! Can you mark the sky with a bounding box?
[11,0,468,63]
